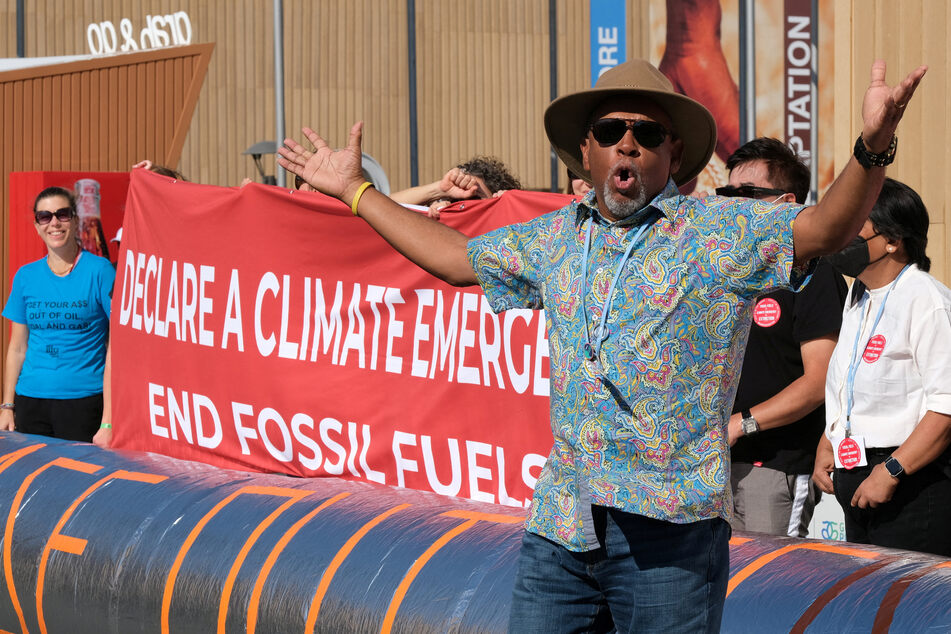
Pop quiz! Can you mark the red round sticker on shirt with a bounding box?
[837,437,862,469]
[863,334,886,363]
[753,298,781,327]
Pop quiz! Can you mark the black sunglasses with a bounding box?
[715,185,787,199]
[588,118,671,148]
[34,207,74,224]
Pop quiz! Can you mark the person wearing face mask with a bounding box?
[1,187,116,444]
[717,138,848,538]
[815,178,951,557]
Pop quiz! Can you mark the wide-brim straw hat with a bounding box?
[544,59,717,186]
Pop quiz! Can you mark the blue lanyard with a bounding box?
[579,212,656,364]
[844,265,909,436]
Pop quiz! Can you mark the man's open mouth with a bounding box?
[613,165,637,194]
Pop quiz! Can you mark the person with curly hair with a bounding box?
[390,155,521,218]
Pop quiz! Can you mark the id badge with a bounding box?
[833,435,868,469]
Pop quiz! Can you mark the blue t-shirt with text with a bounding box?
[3,252,115,399]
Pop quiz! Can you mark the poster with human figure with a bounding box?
[651,0,833,199]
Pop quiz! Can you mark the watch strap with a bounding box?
[740,410,760,435]
[884,455,905,480]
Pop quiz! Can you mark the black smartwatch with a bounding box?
[883,455,905,480]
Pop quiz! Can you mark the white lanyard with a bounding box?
[844,265,908,436]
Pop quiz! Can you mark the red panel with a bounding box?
[8,171,131,289]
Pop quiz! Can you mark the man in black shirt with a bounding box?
[717,138,848,537]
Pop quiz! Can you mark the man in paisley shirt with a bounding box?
[279,59,926,632]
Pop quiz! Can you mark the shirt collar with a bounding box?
[574,178,680,228]
[848,263,917,307]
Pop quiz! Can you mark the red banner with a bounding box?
[112,170,574,507]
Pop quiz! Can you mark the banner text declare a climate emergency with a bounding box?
[115,249,552,504]
[117,249,550,394]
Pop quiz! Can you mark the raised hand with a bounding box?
[861,60,927,152]
[438,168,491,200]
[277,122,366,204]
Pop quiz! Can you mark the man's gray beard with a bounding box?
[600,167,648,219]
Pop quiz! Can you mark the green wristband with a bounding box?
[100,423,113,429]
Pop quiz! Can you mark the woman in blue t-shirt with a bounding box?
[0,186,116,443]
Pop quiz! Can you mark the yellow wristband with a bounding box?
[350,181,373,217]
[100,423,113,429]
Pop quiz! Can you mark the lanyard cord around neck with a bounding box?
[844,264,909,436]
[579,211,657,363]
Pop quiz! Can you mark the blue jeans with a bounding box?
[508,506,730,633]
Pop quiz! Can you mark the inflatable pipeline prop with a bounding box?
[1,433,950,633]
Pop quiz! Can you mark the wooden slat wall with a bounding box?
[834,0,950,285]
[0,6,13,58]
[414,0,543,190]
[0,1,644,191]
[282,0,410,192]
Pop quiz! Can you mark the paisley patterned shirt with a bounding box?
[467,180,809,551]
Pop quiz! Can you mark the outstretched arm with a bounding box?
[277,123,477,287]
[793,61,927,265]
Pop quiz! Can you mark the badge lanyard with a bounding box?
[843,264,909,436]
[579,212,656,368]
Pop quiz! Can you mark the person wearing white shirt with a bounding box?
[814,178,951,556]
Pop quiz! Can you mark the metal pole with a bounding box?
[274,0,286,187]
[16,0,25,57]
[407,0,419,186]
[549,0,558,192]
[809,0,819,203]
[738,0,756,143]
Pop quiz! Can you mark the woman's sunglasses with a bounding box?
[588,118,671,148]
[34,208,74,224]
[714,185,787,199]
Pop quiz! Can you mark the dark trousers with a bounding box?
[508,507,730,633]
[833,449,951,557]
[13,393,103,443]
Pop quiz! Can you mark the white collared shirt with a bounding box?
[825,264,951,446]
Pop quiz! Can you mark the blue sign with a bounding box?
[589,0,627,85]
